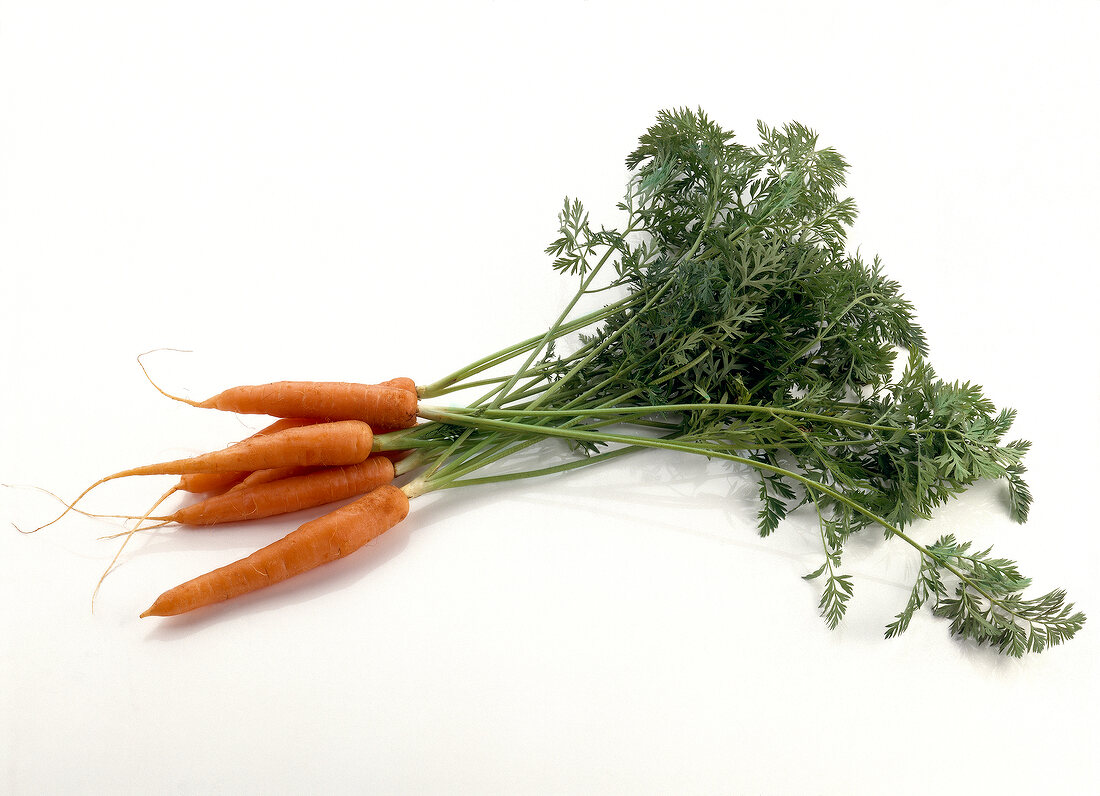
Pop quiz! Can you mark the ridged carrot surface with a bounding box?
[230,465,321,491]
[176,418,318,493]
[141,484,410,617]
[122,420,373,477]
[198,382,418,429]
[170,457,395,526]
[175,470,249,495]
[378,376,416,394]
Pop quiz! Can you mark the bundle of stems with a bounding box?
[374,109,1082,656]
[37,109,1082,656]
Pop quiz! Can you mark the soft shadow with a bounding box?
[136,441,1031,660]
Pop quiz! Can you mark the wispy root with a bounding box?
[11,473,126,534]
[137,348,202,407]
[91,486,179,613]
[5,483,161,524]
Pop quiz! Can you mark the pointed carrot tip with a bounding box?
[141,596,169,617]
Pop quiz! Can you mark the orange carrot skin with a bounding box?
[236,417,320,436]
[176,418,319,493]
[173,457,395,526]
[176,470,249,495]
[141,484,410,617]
[230,465,322,491]
[125,420,373,477]
[379,377,416,394]
[198,382,418,429]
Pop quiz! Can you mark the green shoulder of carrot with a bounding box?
[27,108,1082,658]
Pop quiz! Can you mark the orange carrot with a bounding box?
[117,420,373,476]
[175,471,249,495]
[140,484,410,617]
[175,418,319,494]
[166,457,395,526]
[30,421,374,533]
[228,465,322,491]
[379,376,417,394]
[162,381,418,429]
[92,484,179,609]
[138,358,419,428]
[197,382,417,428]
[95,455,422,538]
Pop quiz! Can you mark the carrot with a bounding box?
[94,453,428,538]
[379,376,417,395]
[140,484,410,617]
[143,370,418,428]
[161,457,395,526]
[229,465,322,491]
[92,484,179,610]
[175,471,248,495]
[116,420,373,476]
[175,418,319,494]
[139,356,418,428]
[105,420,323,536]
[195,382,417,428]
[28,420,374,533]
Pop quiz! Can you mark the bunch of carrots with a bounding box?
[30,377,423,617]
[24,109,1083,655]
[34,368,644,617]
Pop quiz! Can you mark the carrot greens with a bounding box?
[389,108,1083,656]
[38,107,1081,652]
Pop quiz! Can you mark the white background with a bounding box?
[2,1,1098,793]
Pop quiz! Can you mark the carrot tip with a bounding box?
[140,594,170,618]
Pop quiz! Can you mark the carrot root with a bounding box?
[17,472,126,534]
[199,382,418,428]
[116,421,375,479]
[176,457,395,526]
[20,421,373,533]
[140,484,410,617]
[137,350,202,407]
[92,485,179,612]
[176,420,318,493]
[98,521,173,540]
[6,483,156,523]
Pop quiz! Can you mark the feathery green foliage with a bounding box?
[405,108,1083,657]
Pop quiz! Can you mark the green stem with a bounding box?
[513,193,716,415]
[435,442,640,489]
[418,294,637,398]
[428,389,642,485]
[424,402,959,439]
[474,218,643,412]
[416,408,1030,626]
